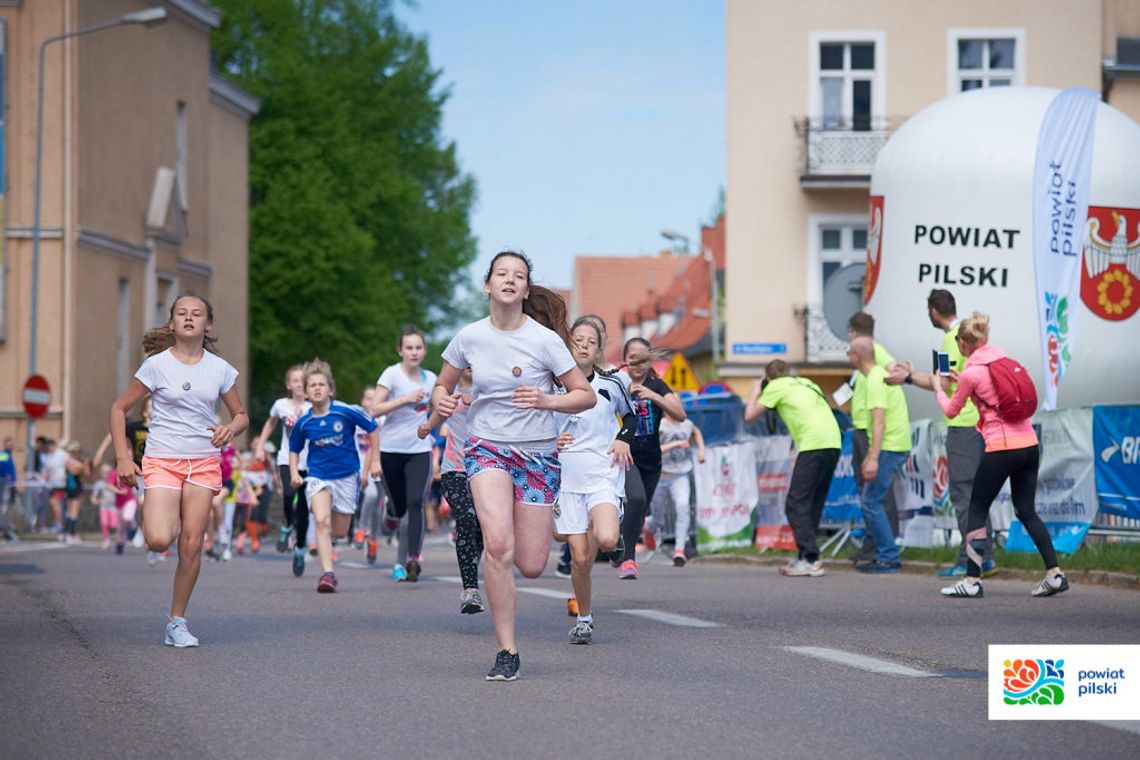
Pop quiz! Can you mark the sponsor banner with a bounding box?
[927,422,956,530]
[750,436,796,550]
[989,645,1140,721]
[898,420,935,547]
[1032,87,1099,410]
[1005,408,1097,554]
[1093,405,1140,520]
[694,441,759,553]
[822,430,860,523]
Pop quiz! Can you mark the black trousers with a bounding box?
[621,459,662,562]
[786,448,840,562]
[380,451,432,558]
[278,464,308,548]
[964,445,1057,578]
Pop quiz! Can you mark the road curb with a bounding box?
[689,553,1140,591]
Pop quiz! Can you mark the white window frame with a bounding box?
[805,213,868,310]
[946,28,1026,96]
[808,31,886,126]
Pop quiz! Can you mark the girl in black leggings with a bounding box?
[618,338,687,580]
[933,312,1067,599]
[372,326,437,582]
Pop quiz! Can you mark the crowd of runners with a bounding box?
[0,250,1069,682]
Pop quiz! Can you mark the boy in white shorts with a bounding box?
[289,359,380,593]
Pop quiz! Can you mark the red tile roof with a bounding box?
[631,214,725,355]
[572,253,689,363]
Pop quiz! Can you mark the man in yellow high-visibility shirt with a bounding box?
[889,290,997,578]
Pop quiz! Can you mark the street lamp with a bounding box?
[26,6,167,456]
[660,228,720,369]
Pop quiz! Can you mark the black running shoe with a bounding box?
[406,559,421,582]
[605,536,626,568]
[486,650,520,681]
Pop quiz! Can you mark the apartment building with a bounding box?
[724,0,1140,395]
[0,1,257,458]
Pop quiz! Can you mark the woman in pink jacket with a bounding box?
[934,313,1067,599]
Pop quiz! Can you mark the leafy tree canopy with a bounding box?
[211,0,477,415]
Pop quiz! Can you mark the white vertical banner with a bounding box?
[1033,87,1099,410]
[694,441,760,553]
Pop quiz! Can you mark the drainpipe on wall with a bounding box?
[61,0,74,443]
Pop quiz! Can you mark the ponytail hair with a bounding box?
[524,285,571,347]
[570,316,622,377]
[958,311,991,347]
[623,337,667,381]
[142,293,218,357]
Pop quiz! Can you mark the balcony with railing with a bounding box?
[795,304,852,364]
[795,117,898,188]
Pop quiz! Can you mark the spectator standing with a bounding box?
[888,289,996,578]
[848,337,910,573]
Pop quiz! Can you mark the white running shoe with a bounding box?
[222,548,232,562]
[1031,573,1069,597]
[164,616,200,647]
[780,558,825,577]
[941,579,983,598]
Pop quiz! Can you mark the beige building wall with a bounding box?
[0,1,255,467]
[726,0,1105,378]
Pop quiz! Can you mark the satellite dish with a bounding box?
[823,262,866,339]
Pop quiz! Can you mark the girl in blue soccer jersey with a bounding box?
[289,359,380,593]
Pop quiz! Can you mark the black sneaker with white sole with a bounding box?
[486,650,520,681]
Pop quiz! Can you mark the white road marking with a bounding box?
[783,646,934,678]
[518,586,573,600]
[614,609,725,628]
[0,542,70,556]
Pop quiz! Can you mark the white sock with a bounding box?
[577,614,593,624]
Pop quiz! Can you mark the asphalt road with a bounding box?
[2,535,1138,759]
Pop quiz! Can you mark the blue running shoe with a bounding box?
[292,547,305,577]
[393,564,408,582]
[981,560,999,578]
[937,563,967,578]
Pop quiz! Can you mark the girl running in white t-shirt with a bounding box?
[371,326,436,582]
[109,294,248,647]
[554,318,636,645]
[253,365,312,575]
[434,251,596,681]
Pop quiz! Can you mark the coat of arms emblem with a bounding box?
[1082,207,1140,321]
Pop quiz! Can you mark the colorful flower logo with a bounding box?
[1003,658,1065,705]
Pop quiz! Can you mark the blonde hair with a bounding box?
[957,312,991,347]
[302,358,335,395]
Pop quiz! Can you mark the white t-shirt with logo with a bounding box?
[134,348,239,459]
[269,397,311,468]
[442,316,577,443]
[556,372,633,494]
[376,364,436,454]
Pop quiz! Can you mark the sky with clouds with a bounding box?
[397,0,726,289]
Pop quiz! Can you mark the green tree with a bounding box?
[211,0,476,416]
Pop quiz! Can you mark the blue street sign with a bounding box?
[732,343,787,356]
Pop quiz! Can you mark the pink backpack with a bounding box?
[985,357,1038,422]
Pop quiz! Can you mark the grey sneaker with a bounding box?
[569,620,593,645]
[164,616,200,648]
[780,558,825,577]
[460,588,485,615]
[486,649,520,681]
[1031,573,1069,597]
